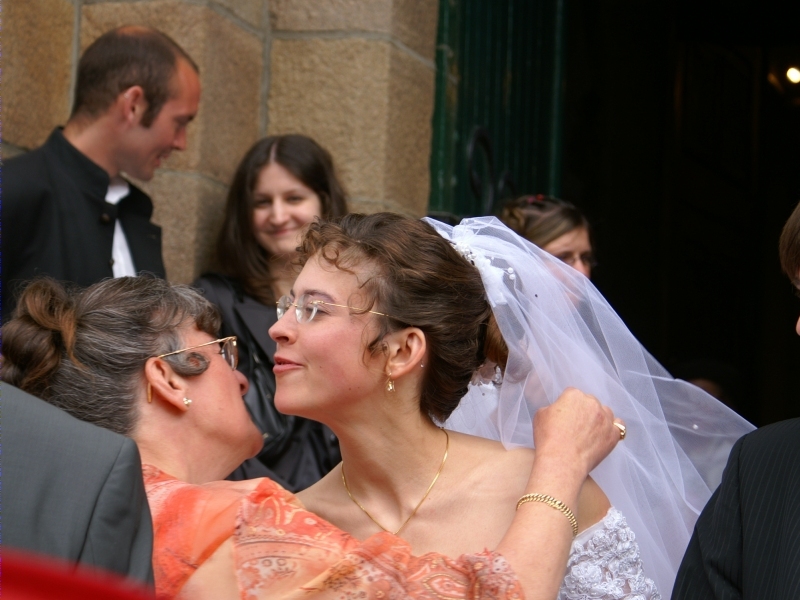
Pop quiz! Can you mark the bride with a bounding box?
[271,212,754,598]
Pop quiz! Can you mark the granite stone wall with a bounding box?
[3,0,438,282]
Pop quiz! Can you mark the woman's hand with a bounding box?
[534,387,622,479]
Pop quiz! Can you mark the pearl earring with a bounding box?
[183,397,193,406]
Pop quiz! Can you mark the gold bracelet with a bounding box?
[516,493,579,537]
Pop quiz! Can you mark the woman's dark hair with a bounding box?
[500,194,591,248]
[299,213,507,423]
[1,277,220,435]
[217,134,348,305]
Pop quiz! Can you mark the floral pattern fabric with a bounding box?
[143,465,523,599]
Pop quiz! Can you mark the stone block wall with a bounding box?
[3,0,438,282]
[267,0,437,216]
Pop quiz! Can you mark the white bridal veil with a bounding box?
[430,217,754,597]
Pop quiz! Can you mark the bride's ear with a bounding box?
[144,357,191,412]
[383,327,427,378]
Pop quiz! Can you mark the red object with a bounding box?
[525,194,548,205]
[1,549,155,600]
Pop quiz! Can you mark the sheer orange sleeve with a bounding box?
[144,465,523,600]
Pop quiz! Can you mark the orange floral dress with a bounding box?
[143,465,523,599]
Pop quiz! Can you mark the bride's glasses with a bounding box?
[157,336,238,370]
[277,294,394,324]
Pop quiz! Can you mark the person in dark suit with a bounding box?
[2,26,201,322]
[1,383,154,585]
[672,200,800,599]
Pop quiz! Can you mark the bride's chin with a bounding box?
[273,396,305,418]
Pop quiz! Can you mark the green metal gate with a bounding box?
[429,0,567,220]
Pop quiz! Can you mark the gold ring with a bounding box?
[614,422,627,440]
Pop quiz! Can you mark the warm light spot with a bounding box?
[787,67,800,84]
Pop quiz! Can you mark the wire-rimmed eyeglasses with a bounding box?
[156,336,238,370]
[276,294,394,324]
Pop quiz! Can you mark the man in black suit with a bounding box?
[2,26,201,322]
[2,383,154,584]
[672,201,800,599]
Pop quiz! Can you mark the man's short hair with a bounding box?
[71,26,198,127]
[779,201,800,283]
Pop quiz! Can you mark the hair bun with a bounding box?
[1,279,77,398]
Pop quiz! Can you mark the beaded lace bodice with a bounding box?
[559,507,661,600]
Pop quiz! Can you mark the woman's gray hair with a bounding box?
[1,276,221,435]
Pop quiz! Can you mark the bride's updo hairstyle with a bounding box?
[299,212,508,422]
[1,277,221,435]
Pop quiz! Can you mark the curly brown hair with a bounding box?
[298,213,507,423]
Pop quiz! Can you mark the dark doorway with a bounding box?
[562,0,800,425]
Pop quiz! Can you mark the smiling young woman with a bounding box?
[193,134,348,490]
[269,217,617,564]
[268,212,753,598]
[250,162,323,261]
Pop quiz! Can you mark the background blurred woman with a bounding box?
[195,134,347,488]
[500,194,596,278]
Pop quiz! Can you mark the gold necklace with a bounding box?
[341,428,449,536]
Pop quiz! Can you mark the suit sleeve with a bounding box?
[79,437,155,587]
[672,436,745,600]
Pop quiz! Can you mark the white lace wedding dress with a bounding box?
[559,507,660,599]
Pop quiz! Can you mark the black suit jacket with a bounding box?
[2,128,166,322]
[1,383,154,585]
[673,418,800,599]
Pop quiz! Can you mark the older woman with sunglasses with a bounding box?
[2,276,622,600]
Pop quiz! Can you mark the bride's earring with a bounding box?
[386,371,395,393]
